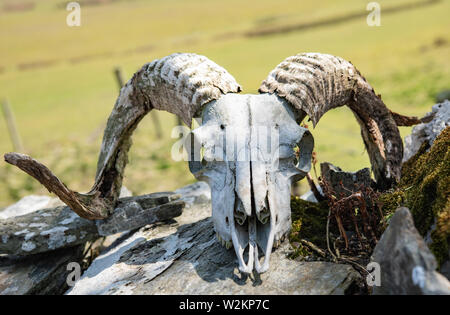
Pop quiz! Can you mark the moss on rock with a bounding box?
[289,196,330,259]
[381,127,450,266]
[378,189,407,222]
[288,128,449,265]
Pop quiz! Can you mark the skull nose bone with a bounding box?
[235,161,252,217]
[255,198,270,224]
[234,198,247,225]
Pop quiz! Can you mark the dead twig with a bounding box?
[306,172,324,201]
[321,178,383,254]
[300,239,326,258]
[326,207,338,262]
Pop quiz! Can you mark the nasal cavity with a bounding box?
[234,197,247,226]
[256,195,270,224]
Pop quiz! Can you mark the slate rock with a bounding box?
[67,182,362,295]
[371,207,450,295]
[403,101,450,162]
[320,162,372,196]
[0,244,86,295]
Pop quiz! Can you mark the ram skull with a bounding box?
[5,53,422,274]
[188,93,313,273]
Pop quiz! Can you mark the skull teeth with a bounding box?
[216,232,232,249]
[273,235,287,249]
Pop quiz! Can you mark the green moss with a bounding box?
[381,127,450,266]
[289,196,330,259]
[378,189,406,223]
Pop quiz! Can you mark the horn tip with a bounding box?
[4,152,23,165]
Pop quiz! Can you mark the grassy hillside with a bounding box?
[0,0,449,207]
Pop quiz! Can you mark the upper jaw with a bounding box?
[228,185,290,274]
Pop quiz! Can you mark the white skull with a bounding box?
[188,93,313,273]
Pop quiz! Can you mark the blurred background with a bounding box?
[0,0,449,208]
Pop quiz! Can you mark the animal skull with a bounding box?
[5,52,412,274]
[188,93,313,273]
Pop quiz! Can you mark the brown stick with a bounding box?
[335,214,349,249]
[306,172,324,202]
[300,239,326,258]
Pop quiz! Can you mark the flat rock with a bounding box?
[68,182,361,295]
[0,195,61,220]
[0,243,86,295]
[403,101,450,162]
[0,187,134,295]
[0,191,183,256]
[371,207,450,295]
[95,193,183,236]
[320,162,372,196]
[0,206,99,256]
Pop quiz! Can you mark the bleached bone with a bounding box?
[4,52,422,273]
[188,93,313,273]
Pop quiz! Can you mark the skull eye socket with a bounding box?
[278,144,298,159]
[277,129,313,173]
[295,129,314,173]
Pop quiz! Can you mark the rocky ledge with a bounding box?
[67,182,362,295]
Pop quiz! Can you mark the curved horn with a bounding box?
[4,53,241,219]
[259,53,416,189]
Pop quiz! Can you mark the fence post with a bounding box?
[113,67,125,90]
[1,99,24,152]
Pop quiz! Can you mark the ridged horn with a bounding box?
[259,53,420,189]
[4,53,241,219]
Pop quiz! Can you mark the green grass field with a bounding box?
[0,0,449,207]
